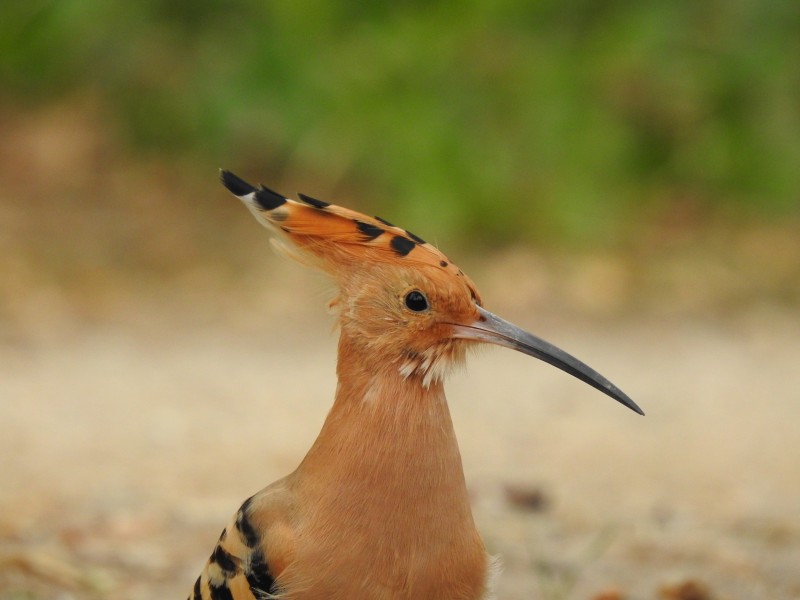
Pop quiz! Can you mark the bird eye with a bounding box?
[404,290,429,312]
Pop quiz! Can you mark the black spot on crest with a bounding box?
[220,170,257,196]
[254,186,287,210]
[440,260,448,267]
[390,235,416,256]
[298,192,330,209]
[375,216,395,227]
[354,220,384,240]
[405,229,426,244]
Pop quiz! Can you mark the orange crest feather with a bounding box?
[221,171,466,281]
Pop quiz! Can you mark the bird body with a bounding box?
[188,171,641,600]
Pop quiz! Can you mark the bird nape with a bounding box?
[187,170,642,600]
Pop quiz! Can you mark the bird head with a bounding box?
[221,171,642,414]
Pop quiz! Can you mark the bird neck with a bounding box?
[294,332,475,525]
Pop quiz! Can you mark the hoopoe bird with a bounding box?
[188,171,643,600]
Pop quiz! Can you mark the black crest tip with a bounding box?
[220,170,257,197]
[297,192,330,209]
[405,229,426,245]
[254,184,287,210]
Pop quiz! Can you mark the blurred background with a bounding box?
[1,2,799,599]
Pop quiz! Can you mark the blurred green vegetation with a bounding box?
[2,0,799,247]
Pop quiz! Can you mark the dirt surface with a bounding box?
[1,289,799,600]
[2,100,800,600]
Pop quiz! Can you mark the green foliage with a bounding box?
[2,0,798,246]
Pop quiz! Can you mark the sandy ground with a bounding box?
[1,288,799,600]
[2,101,800,599]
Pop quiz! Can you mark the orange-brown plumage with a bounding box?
[187,171,641,600]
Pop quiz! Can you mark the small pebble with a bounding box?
[502,483,550,512]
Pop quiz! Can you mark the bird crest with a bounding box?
[220,170,479,297]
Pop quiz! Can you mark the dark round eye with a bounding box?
[404,290,429,312]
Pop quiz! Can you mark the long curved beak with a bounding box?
[451,306,644,415]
